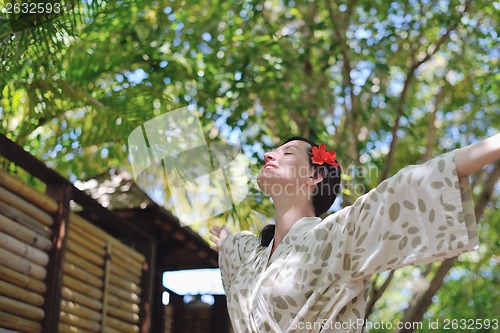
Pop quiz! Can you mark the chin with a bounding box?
[257,172,298,197]
[256,173,271,195]
[256,172,281,195]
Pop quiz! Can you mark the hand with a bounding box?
[209,225,231,252]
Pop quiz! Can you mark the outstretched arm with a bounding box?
[455,133,500,178]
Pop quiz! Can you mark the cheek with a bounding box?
[290,161,313,180]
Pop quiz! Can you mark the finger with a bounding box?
[209,236,218,244]
[209,229,220,237]
[210,245,219,252]
[213,226,222,232]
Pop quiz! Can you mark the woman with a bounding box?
[210,134,499,333]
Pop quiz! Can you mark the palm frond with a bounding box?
[0,0,125,77]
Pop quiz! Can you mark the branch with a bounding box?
[301,1,318,77]
[421,85,447,162]
[380,0,472,181]
[379,75,412,182]
[325,0,359,160]
[345,0,358,23]
[473,160,500,220]
[408,0,426,59]
[364,270,395,321]
[397,257,456,333]
[410,0,471,75]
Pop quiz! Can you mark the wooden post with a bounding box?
[137,239,157,333]
[212,294,230,333]
[41,183,71,333]
[169,291,184,333]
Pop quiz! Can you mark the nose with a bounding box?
[264,151,277,163]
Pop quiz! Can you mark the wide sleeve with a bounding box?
[218,231,259,295]
[321,149,479,280]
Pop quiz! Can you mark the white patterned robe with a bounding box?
[219,150,479,333]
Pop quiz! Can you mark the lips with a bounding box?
[263,162,277,170]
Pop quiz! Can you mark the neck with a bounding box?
[272,195,316,247]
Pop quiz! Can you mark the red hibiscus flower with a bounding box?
[311,144,340,166]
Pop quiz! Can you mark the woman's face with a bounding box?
[257,140,316,197]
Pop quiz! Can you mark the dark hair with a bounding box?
[259,136,342,246]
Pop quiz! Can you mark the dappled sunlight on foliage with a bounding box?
[1,0,498,330]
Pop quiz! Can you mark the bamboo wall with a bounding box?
[60,213,145,333]
[0,169,56,333]
[0,168,146,333]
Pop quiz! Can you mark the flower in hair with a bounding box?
[311,144,340,166]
